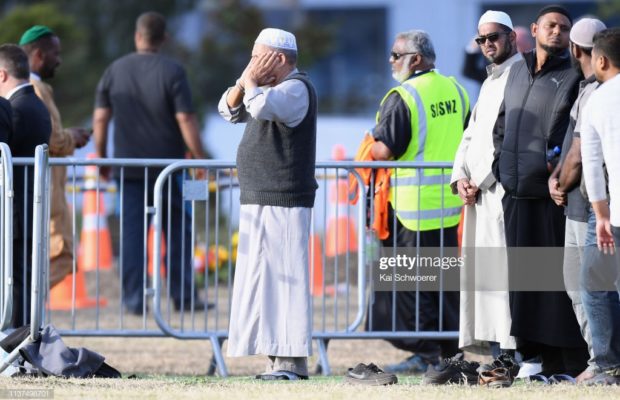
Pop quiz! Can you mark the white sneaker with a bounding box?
[516,361,542,378]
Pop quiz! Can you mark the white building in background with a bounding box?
[248,0,605,112]
[204,0,606,161]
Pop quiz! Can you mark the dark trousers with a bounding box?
[367,206,459,360]
[118,175,193,311]
[11,237,32,328]
[502,195,588,375]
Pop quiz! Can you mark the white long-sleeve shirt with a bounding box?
[451,52,522,191]
[218,68,309,128]
[581,73,620,226]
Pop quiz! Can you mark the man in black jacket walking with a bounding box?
[493,5,588,377]
[0,44,51,327]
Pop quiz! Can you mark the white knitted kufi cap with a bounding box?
[478,10,514,30]
[255,28,297,51]
[570,18,607,48]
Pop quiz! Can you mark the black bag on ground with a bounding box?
[0,324,121,378]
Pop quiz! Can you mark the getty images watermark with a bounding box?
[374,247,464,291]
[372,246,620,291]
[0,389,53,399]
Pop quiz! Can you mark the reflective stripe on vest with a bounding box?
[390,173,452,186]
[378,71,468,231]
[396,206,462,220]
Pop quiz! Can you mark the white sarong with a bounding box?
[227,204,313,357]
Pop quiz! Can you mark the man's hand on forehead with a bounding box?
[248,51,279,86]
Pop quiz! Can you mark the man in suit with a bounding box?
[0,43,51,327]
[21,25,91,288]
[0,97,11,142]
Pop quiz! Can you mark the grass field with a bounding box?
[3,375,620,400]
[2,337,620,399]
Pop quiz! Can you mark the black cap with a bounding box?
[537,4,573,24]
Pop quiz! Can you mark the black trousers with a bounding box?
[502,195,588,375]
[11,236,33,328]
[366,206,459,360]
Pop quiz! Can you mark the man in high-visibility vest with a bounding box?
[366,30,470,375]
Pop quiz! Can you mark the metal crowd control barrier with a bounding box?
[35,157,182,337]
[0,143,13,330]
[0,145,49,373]
[2,156,459,377]
[151,161,367,377]
[312,161,459,375]
[151,160,458,376]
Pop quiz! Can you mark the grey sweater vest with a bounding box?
[236,72,318,208]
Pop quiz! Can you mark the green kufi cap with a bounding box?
[19,25,54,45]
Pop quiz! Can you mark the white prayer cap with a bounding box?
[255,28,297,51]
[570,18,606,48]
[478,10,514,30]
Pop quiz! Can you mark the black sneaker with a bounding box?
[478,353,520,380]
[345,363,398,386]
[422,353,480,385]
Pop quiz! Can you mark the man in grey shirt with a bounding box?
[93,11,207,315]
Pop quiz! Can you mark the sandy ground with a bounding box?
[4,271,620,399]
[62,336,411,377]
[47,268,416,377]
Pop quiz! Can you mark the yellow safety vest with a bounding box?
[377,71,469,231]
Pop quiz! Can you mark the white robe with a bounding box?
[227,204,313,357]
[450,52,523,350]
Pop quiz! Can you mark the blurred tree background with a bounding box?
[0,0,333,126]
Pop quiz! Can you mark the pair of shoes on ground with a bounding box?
[522,373,576,384]
[383,354,439,374]
[479,367,513,388]
[344,363,398,386]
[477,353,520,388]
[422,353,480,385]
[255,370,309,381]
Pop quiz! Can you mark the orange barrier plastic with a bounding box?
[147,224,166,277]
[325,180,358,257]
[77,157,112,271]
[48,268,107,310]
[308,233,324,296]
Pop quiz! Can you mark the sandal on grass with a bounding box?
[479,367,513,388]
[255,370,309,381]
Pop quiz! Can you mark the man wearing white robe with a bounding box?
[451,10,521,353]
[218,28,317,380]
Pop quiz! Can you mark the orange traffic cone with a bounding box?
[325,179,358,257]
[147,224,166,277]
[77,156,112,271]
[308,234,324,297]
[48,268,107,310]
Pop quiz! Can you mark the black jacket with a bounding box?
[493,50,580,198]
[8,85,51,238]
[0,97,12,143]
